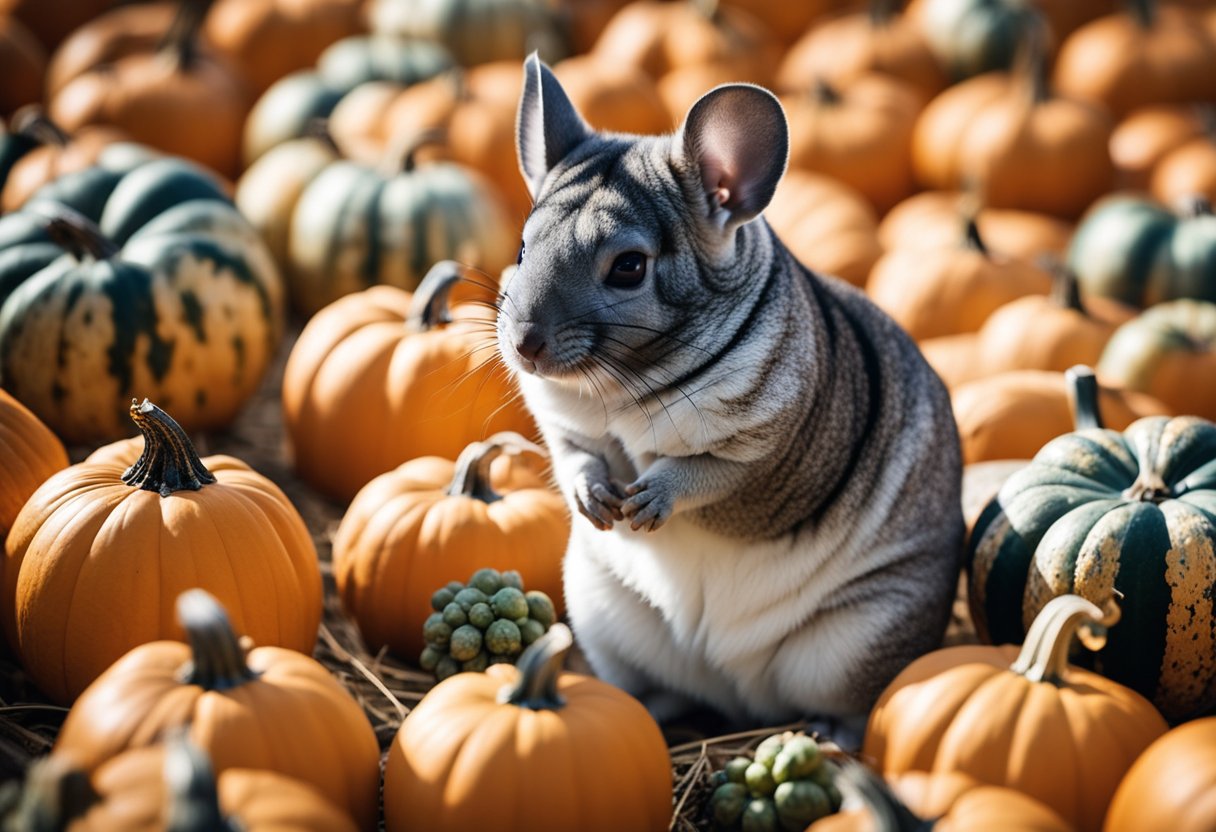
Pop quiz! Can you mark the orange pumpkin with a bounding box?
[777,1,947,103]
[0,14,43,115]
[1109,104,1208,191]
[54,589,379,830]
[765,170,883,288]
[0,387,67,543]
[0,108,128,212]
[811,768,1073,832]
[18,738,357,832]
[333,432,568,661]
[722,0,842,45]
[1151,132,1216,206]
[867,217,1053,341]
[282,261,536,502]
[864,593,1168,832]
[783,74,923,214]
[42,1,175,98]
[1052,0,1216,118]
[0,0,113,50]
[951,368,1171,464]
[879,191,1074,261]
[383,623,672,832]
[1104,717,1216,832]
[919,263,1136,388]
[203,0,365,96]
[48,1,250,178]
[4,400,322,703]
[911,64,1115,219]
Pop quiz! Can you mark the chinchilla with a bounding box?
[495,53,964,726]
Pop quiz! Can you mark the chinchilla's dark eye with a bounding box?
[606,251,647,288]
[516,241,525,265]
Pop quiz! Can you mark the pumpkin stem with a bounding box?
[447,432,548,503]
[811,78,843,106]
[303,118,343,157]
[3,755,101,832]
[691,0,720,23]
[1010,594,1120,685]
[122,399,217,497]
[1122,471,1173,504]
[1177,194,1213,219]
[1065,365,1104,431]
[176,589,259,691]
[500,622,573,710]
[961,214,989,258]
[835,762,932,832]
[158,0,215,72]
[1011,11,1052,105]
[10,105,71,147]
[1043,257,1086,314]
[868,0,900,27]
[163,733,238,832]
[405,260,464,333]
[1126,0,1156,29]
[41,206,120,261]
[383,127,448,176]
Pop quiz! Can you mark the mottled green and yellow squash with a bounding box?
[910,0,1048,80]
[967,369,1216,720]
[1068,196,1216,308]
[0,154,283,443]
[368,0,566,66]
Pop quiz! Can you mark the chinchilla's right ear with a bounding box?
[516,52,592,201]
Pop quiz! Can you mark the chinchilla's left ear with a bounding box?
[676,84,789,232]
[516,51,592,201]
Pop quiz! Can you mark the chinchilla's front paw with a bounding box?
[573,470,625,531]
[621,475,675,532]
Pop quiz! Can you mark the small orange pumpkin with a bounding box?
[4,400,322,703]
[864,593,1168,832]
[0,108,128,212]
[18,737,357,831]
[1109,104,1208,191]
[282,261,536,502]
[1104,717,1216,832]
[811,767,1073,832]
[1151,131,1216,206]
[333,432,569,661]
[0,387,67,543]
[383,623,672,832]
[54,589,379,830]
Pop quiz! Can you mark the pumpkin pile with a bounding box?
[2,0,1216,830]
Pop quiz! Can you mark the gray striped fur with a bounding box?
[497,55,964,724]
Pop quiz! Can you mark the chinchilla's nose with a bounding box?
[516,326,547,361]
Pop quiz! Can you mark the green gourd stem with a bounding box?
[1065,365,1104,431]
[10,105,71,147]
[303,118,342,157]
[383,127,448,176]
[1126,0,1155,29]
[123,399,217,497]
[812,77,843,107]
[869,0,900,28]
[176,589,259,691]
[1009,594,1119,685]
[1044,258,1086,314]
[447,432,548,503]
[835,763,932,832]
[500,622,573,710]
[158,0,215,72]
[405,260,464,333]
[42,207,119,261]
[163,734,238,832]
[960,211,989,258]
[4,756,100,832]
[1124,437,1173,503]
[1180,195,1213,219]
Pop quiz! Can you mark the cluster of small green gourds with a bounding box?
[709,732,842,831]
[420,568,557,681]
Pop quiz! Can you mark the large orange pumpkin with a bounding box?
[333,432,568,661]
[3,400,322,704]
[383,623,672,832]
[864,593,1168,832]
[18,738,357,831]
[54,589,379,830]
[1104,718,1216,832]
[282,261,536,502]
[0,387,67,543]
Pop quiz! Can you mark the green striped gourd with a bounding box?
[1067,195,1216,308]
[916,0,1048,80]
[369,0,565,67]
[967,366,1216,721]
[279,132,514,316]
[0,152,283,443]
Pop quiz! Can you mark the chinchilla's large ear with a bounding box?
[676,84,788,231]
[516,51,592,201]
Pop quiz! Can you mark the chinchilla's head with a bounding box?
[496,53,788,388]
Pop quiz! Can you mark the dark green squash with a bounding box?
[1067,195,1216,308]
[0,154,283,442]
[368,0,566,67]
[917,0,1049,81]
[967,365,1216,721]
